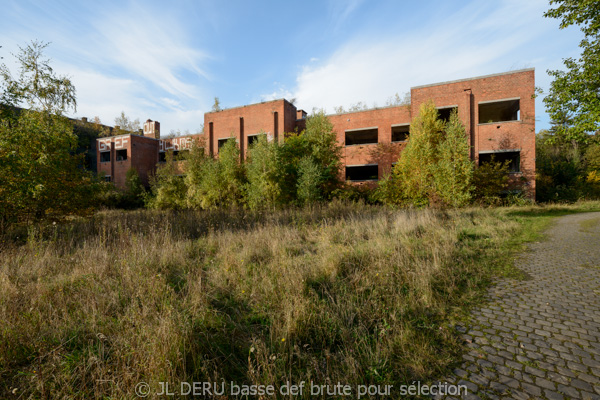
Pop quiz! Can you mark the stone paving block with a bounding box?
[432,213,600,399]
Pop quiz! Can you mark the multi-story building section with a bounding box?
[97,68,536,196]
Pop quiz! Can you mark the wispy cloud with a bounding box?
[293,0,554,116]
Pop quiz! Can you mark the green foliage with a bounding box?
[472,158,510,205]
[245,134,283,209]
[431,110,473,207]
[0,41,98,229]
[113,111,141,135]
[290,110,343,201]
[123,168,146,208]
[147,151,187,210]
[379,101,472,207]
[185,138,246,209]
[296,156,323,205]
[0,41,76,115]
[543,0,600,144]
[535,131,600,202]
[145,112,343,210]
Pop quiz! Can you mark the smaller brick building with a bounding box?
[97,68,536,196]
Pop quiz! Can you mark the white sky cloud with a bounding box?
[292,0,562,124]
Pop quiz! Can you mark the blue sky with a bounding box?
[0,0,584,134]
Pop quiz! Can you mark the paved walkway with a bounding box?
[439,212,600,400]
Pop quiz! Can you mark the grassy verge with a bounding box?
[0,201,598,398]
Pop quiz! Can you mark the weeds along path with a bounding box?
[438,212,600,400]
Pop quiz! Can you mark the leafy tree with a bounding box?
[114,111,141,135]
[0,41,98,228]
[472,158,510,205]
[211,97,222,112]
[123,168,146,207]
[378,101,473,207]
[383,101,445,206]
[147,150,187,209]
[543,0,600,144]
[245,134,283,209]
[296,156,323,205]
[185,138,246,209]
[278,110,343,204]
[431,110,473,206]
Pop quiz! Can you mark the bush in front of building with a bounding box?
[377,101,473,207]
[147,111,343,210]
[185,138,247,209]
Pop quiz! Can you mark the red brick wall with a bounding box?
[410,69,536,195]
[327,106,411,178]
[204,99,298,159]
[99,70,535,196]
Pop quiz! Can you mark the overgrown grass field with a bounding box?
[1,202,599,399]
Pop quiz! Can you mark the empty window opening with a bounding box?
[100,151,110,162]
[248,134,266,146]
[479,99,520,124]
[437,106,458,122]
[218,138,234,151]
[479,151,520,173]
[346,165,378,181]
[345,127,378,146]
[392,125,410,142]
[104,175,111,182]
[116,149,127,161]
[159,152,166,163]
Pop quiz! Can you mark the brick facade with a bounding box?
[97,69,536,196]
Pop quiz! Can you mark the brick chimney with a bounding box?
[143,119,160,140]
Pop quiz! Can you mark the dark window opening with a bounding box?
[479,151,520,173]
[159,152,166,162]
[345,128,378,146]
[248,134,266,146]
[392,125,410,142]
[100,151,110,162]
[437,107,458,122]
[346,165,378,181]
[104,176,111,182]
[218,138,233,151]
[116,149,127,161]
[479,99,520,123]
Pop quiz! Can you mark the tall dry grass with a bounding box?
[0,202,549,398]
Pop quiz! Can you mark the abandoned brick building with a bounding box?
[97,68,536,196]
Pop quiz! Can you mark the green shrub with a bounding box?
[245,134,283,209]
[185,138,246,209]
[472,159,510,205]
[379,101,473,207]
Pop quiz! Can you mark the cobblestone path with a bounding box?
[439,212,600,400]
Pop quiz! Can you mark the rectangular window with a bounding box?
[116,149,127,161]
[100,151,110,162]
[104,176,111,182]
[345,127,378,146]
[346,164,378,181]
[159,152,166,163]
[391,124,410,142]
[479,151,520,173]
[437,106,458,122]
[218,138,233,151]
[478,99,520,124]
[248,134,266,146]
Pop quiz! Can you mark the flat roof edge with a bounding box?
[411,68,535,90]
[205,98,296,115]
